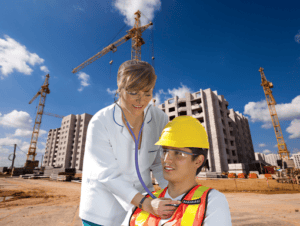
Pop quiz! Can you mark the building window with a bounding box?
[223,129,226,135]
[232,150,236,156]
[196,92,201,98]
[66,125,69,128]
[224,139,228,144]
[233,160,237,163]
[64,141,66,144]
[169,116,175,121]
[226,149,229,155]
[67,120,69,123]
[230,131,233,136]
[169,107,175,112]
[227,159,231,163]
[78,146,80,149]
[230,141,234,146]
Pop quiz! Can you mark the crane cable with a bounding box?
[139,11,155,68]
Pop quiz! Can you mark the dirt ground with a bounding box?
[0,177,300,226]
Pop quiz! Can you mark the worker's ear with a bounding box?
[194,155,204,168]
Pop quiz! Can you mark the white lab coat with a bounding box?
[79,102,169,226]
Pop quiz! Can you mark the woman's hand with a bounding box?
[143,197,181,219]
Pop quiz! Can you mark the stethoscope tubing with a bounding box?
[115,102,156,199]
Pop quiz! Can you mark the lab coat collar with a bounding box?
[113,101,153,128]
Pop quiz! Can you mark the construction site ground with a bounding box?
[1,177,300,226]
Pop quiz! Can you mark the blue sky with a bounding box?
[0,0,299,167]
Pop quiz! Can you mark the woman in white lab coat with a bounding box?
[79,60,181,226]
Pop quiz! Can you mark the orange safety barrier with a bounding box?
[228,173,236,178]
[248,173,258,179]
[264,174,272,179]
[238,173,247,178]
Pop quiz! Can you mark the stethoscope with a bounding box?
[114,97,184,206]
[114,98,157,199]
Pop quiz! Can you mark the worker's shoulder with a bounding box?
[207,189,228,204]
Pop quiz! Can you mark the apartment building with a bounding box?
[157,88,255,174]
[292,153,300,169]
[43,113,93,171]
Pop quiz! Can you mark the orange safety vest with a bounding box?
[129,185,212,226]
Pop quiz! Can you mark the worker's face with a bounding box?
[161,146,204,184]
[120,87,154,117]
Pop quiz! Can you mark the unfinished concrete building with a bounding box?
[43,113,93,171]
[157,88,255,175]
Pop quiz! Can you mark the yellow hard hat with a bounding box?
[155,116,209,149]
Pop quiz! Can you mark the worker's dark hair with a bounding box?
[189,148,208,175]
[116,60,156,96]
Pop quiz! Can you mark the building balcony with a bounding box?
[178,106,187,112]
[178,98,186,103]
[191,104,201,110]
[193,112,204,119]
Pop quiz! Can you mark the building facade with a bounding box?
[43,113,93,171]
[292,153,300,169]
[157,88,255,174]
[255,152,280,166]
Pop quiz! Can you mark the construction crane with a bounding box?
[25,74,50,169]
[72,10,153,74]
[43,111,64,119]
[259,67,290,160]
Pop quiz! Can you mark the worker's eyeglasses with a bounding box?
[125,90,153,100]
[160,149,198,161]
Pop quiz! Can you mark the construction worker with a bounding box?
[122,116,232,226]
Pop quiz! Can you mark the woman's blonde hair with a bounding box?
[117,60,157,94]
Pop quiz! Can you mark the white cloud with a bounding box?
[244,96,300,128]
[263,149,272,154]
[77,72,90,92]
[150,92,161,106]
[40,65,49,73]
[0,137,23,147]
[0,146,10,154]
[274,144,278,148]
[295,30,300,44]
[12,128,47,138]
[168,83,193,98]
[0,110,32,129]
[113,0,161,26]
[107,88,117,96]
[286,119,300,139]
[259,143,266,147]
[0,35,44,79]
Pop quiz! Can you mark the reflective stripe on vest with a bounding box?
[130,185,212,226]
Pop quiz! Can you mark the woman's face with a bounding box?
[120,87,154,117]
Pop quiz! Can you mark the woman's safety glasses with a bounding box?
[160,149,198,161]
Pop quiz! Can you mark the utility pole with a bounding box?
[11,144,16,169]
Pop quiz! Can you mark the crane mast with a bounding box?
[25,74,50,169]
[72,10,152,74]
[259,67,290,160]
